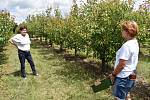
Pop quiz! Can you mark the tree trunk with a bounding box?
[75,47,77,57]
[92,52,95,58]
[86,46,89,57]
[31,34,34,38]
[60,43,63,52]
[45,37,48,44]
[40,36,42,42]
[101,58,106,72]
[49,39,53,47]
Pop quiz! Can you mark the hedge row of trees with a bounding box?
[0,10,16,66]
[24,0,150,71]
[0,10,16,48]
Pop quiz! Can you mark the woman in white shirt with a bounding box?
[9,26,38,79]
[110,21,139,100]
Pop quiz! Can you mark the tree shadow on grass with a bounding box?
[0,49,8,78]
[31,40,112,78]
[31,40,150,98]
[33,42,112,84]
[11,70,20,77]
[31,43,96,82]
[37,48,102,79]
[0,49,8,65]
[0,70,20,78]
[56,62,94,82]
[31,42,42,49]
[139,49,150,62]
[131,81,150,99]
[63,54,113,77]
[1,70,34,78]
[31,39,53,50]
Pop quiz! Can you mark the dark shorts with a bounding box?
[113,77,135,99]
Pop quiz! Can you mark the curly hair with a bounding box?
[121,21,139,37]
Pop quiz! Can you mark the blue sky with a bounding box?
[0,0,145,24]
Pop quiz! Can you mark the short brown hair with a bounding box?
[121,21,139,37]
[19,25,27,31]
[18,25,27,33]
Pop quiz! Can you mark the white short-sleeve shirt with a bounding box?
[11,34,31,51]
[114,39,139,78]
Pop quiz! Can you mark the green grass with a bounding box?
[0,43,114,100]
[137,57,150,84]
[1,42,149,100]
[137,45,150,84]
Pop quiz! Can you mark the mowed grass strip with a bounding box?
[0,43,113,100]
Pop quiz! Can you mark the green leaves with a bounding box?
[0,10,15,45]
[24,0,150,71]
[0,37,5,44]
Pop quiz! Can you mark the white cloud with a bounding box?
[0,0,144,24]
[134,0,145,10]
[0,0,75,24]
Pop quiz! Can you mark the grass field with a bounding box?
[137,47,150,84]
[0,41,149,100]
[0,43,114,100]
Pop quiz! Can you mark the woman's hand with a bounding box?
[109,73,115,83]
[9,39,18,49]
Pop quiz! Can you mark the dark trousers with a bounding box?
[18,49,36,78]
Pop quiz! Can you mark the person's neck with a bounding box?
[125,35,136,41]
[21,34,26,37]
